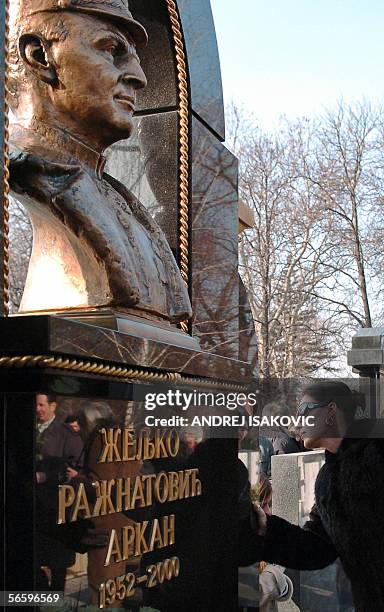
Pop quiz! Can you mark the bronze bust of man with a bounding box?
[9,0,192,325]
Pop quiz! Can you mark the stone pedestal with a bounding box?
[1,315,245,611]
[272,451,346,612]
[348,327,384,418]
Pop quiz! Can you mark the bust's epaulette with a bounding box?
[9,146,81,199]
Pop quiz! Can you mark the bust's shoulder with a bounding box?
[10,142,83,201]
[10,138,80,174]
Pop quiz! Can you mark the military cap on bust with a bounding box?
[17,0,148,46]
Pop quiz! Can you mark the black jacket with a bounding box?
[240,427,384,612]
[36,417,84,485]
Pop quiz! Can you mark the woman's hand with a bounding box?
[251,502,267,536]
[66,467,79,479]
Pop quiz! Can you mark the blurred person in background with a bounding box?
[238,400,275,479]
[35,393,84,592]
[263,401,305,456]
[180,425,204,453]
[239,475,295,612]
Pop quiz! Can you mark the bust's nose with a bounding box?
[120,57,147,91]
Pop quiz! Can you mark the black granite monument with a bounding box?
[0,1,257,610]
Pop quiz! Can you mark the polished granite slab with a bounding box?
[1,388,239,610]
[106,112,179,251]
[130,0,178,113]
[191,117,240,361]
[177,0,225,140]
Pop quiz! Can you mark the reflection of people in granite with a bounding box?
[36,393,84,484]
[35,393,84,592]
[75,401,142,608]
[9,0,191,322]
[180,425,203,453]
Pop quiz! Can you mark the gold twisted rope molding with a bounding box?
[166,0,190,334]
[0,354,249,391]
[2,0,10,317]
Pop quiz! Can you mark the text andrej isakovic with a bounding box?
[143,391,315,429]
[144,414,315,428]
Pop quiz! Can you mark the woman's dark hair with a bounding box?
[64,414,78,424]
[302,381,360,423]
[76,400,113,435]
[258,474,272,506]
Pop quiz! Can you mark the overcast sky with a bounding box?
[210,0,384,130]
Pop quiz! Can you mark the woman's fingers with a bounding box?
[251,503,267,536]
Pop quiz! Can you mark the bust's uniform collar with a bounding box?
[11,120,106,179]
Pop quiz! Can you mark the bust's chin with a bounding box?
[104,119,136,148]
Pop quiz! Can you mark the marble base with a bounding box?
[0,314,254,383]
[62,309,201,351]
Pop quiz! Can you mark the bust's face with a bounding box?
[45,12,147,146]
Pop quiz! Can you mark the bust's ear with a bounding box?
[18,34,57,85]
